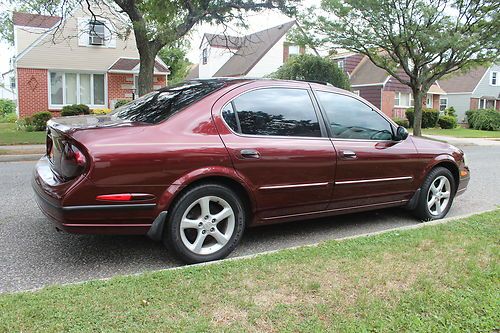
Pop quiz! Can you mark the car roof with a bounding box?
[174,77,352,95]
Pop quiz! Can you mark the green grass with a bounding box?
[421,127,500,138]
[0,123,46,145]
[1,210,499,332]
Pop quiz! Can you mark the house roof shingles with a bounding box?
[12,12,61,29]
[438,66,488,93]
[109,58,170,73]
[350,56,389,86]
[213,21,296,77]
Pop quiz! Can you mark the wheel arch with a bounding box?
[429,159,460,192]
[148,167,256,241]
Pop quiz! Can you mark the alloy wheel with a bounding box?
[426,175,451,216]
[179,196,235,255]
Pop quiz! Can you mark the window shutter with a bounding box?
[77,18,90,46]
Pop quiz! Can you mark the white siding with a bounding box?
[246,35,286,77]
[198,38,236,78]
[446,93,472,123]
[16,5,138,72]
[472,64,500,98]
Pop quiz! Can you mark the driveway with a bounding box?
[0,145,498,293]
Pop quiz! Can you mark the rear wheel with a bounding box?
[413,167,456,221]
[164,183,246,263]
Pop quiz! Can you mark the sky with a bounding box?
[0,0,320,78]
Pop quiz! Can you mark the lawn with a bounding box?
[421,127,500,138]
[0,210,498,332]
[0,123,46,145]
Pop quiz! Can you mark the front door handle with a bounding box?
[240,149,260,159]
[340,150,357,159]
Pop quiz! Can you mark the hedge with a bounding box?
[466,109,500,131]
[405,108,439,128]
[61,104,90,117]
[438,115,457,129]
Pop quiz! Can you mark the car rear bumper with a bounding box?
[32,156,154,235]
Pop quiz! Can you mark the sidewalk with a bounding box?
[0,144,44,162]
[422,135,500,146]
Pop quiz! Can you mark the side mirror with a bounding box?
[395,126,409,141]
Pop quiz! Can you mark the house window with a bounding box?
[288,44,300,57]
[49,72,106,107]
[89,20,105,45]
[202,48,208,65]
[337,60,345,71]
[395,92,414,107]
[439,98,448,112]
[490,71,498,86]
[479,98,495,109]
[9,77,15,90]
[426,94,433,108]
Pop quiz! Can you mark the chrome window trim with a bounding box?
[219,86,327,140]
[259,182,329,190]
[335,176,413,185]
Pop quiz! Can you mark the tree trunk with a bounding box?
[412,89,423,136]
[137,49,155,97]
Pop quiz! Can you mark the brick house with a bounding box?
[332,51,446,119]
[188,21,309,79]
[11,7,169,118]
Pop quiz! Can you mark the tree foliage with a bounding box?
[302,0,499,136]
[1,0,299,95]
[158,41,191,85]
[269,54,351,90]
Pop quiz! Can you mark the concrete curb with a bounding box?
[12,208,498,295]
[0,154,42,162]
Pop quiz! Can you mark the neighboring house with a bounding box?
[332,51,446,119]
[0,85,16,101]
[1,69,16,101]
[439,65,500,123]
[11,6,169,118]
[191,21,309,79]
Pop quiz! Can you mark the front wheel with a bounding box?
[413,167,456,221]
[164,183,246,263]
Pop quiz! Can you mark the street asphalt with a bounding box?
[0,144,498,293]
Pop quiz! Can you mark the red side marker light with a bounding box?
[96,194,133,201]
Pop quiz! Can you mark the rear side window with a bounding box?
[316,91,393,140]
[223,88,321,137]
[111,80,225,124]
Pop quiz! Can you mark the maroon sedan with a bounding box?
[33,79,470,263]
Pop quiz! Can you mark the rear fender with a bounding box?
[156,166,256,215]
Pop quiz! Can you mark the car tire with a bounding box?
[413,167,456,221]
[163,183,246,264]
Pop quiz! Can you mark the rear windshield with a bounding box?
[111,80,226,124]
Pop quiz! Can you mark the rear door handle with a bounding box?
[340,150,357,159]
[240,149,260,159]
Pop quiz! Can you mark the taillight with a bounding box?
[61,143,87,180]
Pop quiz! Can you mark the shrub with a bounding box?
[31,111,52,131]
[438,115,457,129]
[91,108,112,115]
[17,117,34,132]
[0,113,17,123]
[392,117,409,128]
[0,98,16,116]
[405,107,439,128]
[467,109,500,131]
[444,106,456,118]
[61,104,90,116]
[114,99,131,109]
